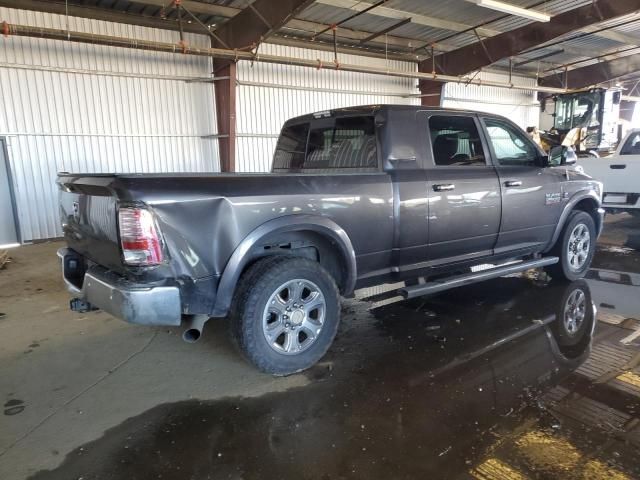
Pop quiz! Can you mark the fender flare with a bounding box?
[210,215,357,317]
[543,190,601,253]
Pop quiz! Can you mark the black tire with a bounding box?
[230,256,340,375]
[545,211,596,281]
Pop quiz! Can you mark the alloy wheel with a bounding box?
[262,279,326,355]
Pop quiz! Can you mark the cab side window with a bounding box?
[484,119,538,166]
[621,132,640,155]
[429,115,486,166]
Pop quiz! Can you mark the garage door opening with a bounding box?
[0,139,20,248]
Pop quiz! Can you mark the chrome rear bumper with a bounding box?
[57,248,181,326]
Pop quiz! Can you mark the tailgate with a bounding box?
[58,175,123,271]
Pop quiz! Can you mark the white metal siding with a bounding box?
[235,43,419,172]
[442,71,540,129]
[0,7,548,241]
[0,7,218,241]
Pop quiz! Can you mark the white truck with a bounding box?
[578,129,640,218]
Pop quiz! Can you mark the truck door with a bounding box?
[422,113,502,263]
[604,131,640,196]
[480,117,564,254]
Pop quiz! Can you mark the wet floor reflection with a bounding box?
[31,273,640,480]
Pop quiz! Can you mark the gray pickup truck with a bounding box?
[57,105,604,374]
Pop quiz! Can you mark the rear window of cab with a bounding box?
[272,116,378,172]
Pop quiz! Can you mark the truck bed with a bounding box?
[57,171,395,277]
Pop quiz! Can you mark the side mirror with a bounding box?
[548,145,577,167]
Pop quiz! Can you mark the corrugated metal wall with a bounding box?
[235,44,419,172]
[442,71,540,129]
[0,7,544,241]
[0,7,218,241]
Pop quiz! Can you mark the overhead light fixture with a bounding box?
[470,0,551,22]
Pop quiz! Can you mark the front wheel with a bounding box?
[551,280,592,347]
[231,256,341,375]
[545,211,596,281]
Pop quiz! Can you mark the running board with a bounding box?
[399,257,559,299]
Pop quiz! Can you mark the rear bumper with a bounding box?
[57,248,181,326]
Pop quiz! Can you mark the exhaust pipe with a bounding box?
[182,315,209,343]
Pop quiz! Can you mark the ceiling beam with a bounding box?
[580,22,640,45]
[28,0,640,61]
[209,0,315,51]
[6,0,401,52]
[514,49,564,68]
[126,0,483,54]
[0,0,204,33]
[7,0,631,68]
[539,54,640,88]
[0,0,420,61]
[418,0,640,77]
[128,0,236,18]
[314,0,501,37]
[312,0,631,65]
[282,19,421,50]
[358,17,412,45]
[314,0,640,52]
[543,45,640,73]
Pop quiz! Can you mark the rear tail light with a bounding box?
[118,207,164,266]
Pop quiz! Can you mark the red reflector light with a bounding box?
[118,207,164,265]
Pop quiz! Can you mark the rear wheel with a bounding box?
[231,256,340,375]
[545,211,596,281]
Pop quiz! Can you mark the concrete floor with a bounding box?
[1,214,639,479]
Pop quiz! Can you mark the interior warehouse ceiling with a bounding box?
[2,0,640,85]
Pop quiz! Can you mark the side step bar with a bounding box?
[399,257,559,299]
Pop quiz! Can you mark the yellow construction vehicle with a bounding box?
[537,87,622,157]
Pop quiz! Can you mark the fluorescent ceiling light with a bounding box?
[470,0,551,22]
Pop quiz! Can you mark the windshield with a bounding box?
[554,92,601,131]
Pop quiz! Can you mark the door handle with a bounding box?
[433,184,455,192]
[610,164,626,169]
[504,180,523,187]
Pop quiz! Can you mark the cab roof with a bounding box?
[282,104,500,127]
